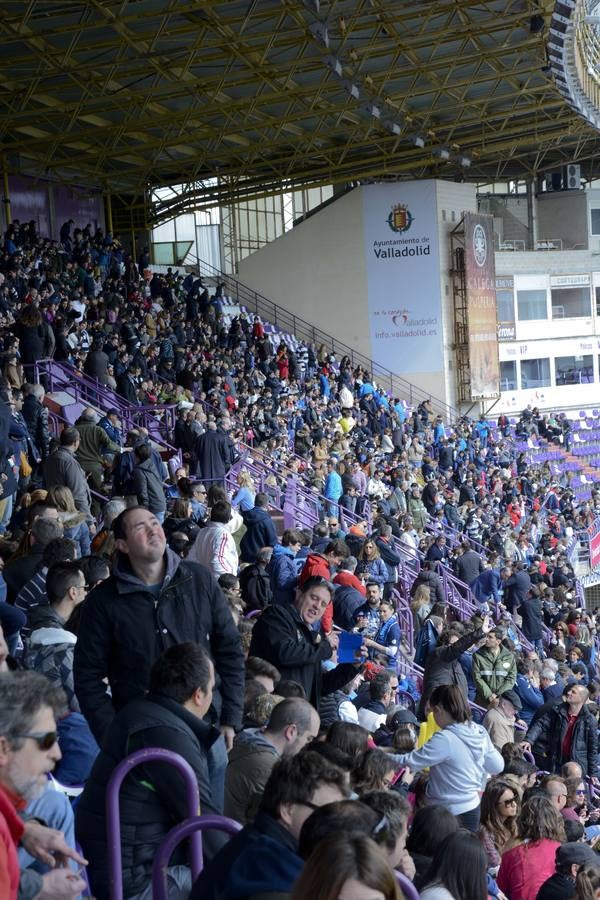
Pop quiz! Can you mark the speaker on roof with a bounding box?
[562,163,581,190]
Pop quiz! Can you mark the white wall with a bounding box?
[237,189,370,357]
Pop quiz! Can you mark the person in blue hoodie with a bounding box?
[268,529,303,605]
[515,658,544,726]
[323,460,342,517]
[189,751,347,900]
[239,493,278,564]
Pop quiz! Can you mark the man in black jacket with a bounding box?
[409,561,445,607]
[115,366,139,404]
[239,493,278,564]
[454,541,484,586]
[249,576,362,709]
[193,420,233,482]
[83,339,110,383]
[418,615,491,719]
[76,642,223,900]
[22,382,50,485]
[374,524,401,596]
[73,506,244,808]
[525,684,599,779]
[537,842,598,900]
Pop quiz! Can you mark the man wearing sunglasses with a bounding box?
[0,670,87,900]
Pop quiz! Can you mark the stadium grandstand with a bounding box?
[4,2,600,899]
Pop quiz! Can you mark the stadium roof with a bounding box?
[0,0,598,216]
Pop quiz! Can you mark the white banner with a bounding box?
[363,182,442,374]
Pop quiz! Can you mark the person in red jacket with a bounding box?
[299,539,350,634]
[0,670,86,900]
[333,556,367,597]
[252,316,265,340]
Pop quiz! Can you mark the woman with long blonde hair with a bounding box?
[231,469,256,512]
[46,485,90,556]
[356,539,388,587]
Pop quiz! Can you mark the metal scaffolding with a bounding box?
[449,217,471,404]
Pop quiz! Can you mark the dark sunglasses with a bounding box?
[16,731,58,750]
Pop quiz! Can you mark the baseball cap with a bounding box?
[556,842,598,867]
[388,709,419,728]
[500,690,522,711]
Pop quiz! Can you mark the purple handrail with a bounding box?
[35,358,180,456]
[390,587,414,655]
[151,814,242,900]
[106,748,202,900]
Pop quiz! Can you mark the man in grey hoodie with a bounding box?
[224,697,319,825]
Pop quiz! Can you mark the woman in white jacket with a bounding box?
[392,683,504,831]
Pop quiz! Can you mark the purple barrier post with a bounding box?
[395,870,420,900]
[106,748,202,900]
[151,814,242,900]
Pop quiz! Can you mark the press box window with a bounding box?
[555,355,593,385]
[500,361,517,391]
[592,209,600,234]
[520,358,550,389]
[516,290,547,321]
[550,287,591,319]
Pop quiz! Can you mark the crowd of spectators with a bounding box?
[1,217,600,899]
